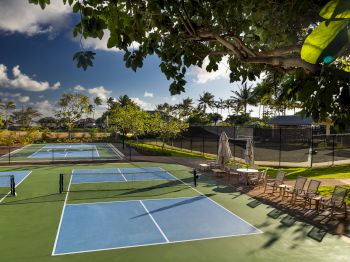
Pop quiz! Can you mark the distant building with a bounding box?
[267,115,315,128]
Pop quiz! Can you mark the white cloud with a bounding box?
[0,64,60,91]
[88,86,112,101]
[0,91,30,103]
[18,96,30,103]
[144,91,154,98]
[190,56,230,84]
[31,100,55,117]
[131,97,154,111]
[0,0,71,37]
[77,30,140,52]
[74,85,85,91]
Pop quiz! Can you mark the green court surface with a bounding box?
[0,143,122,163]
[0,162,349,261]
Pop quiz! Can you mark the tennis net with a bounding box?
[0,175,16,197]
[59,167,198,203]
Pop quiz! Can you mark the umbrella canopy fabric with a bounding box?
[217,132,232,168]
[244,138,254,167]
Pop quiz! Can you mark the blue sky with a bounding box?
[0,0,258,118]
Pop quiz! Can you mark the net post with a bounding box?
[193,169,198,187]
[10,175,15,196]
[59,173,63,194]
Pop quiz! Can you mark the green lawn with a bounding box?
[128,141,216,159]
[265,165,350,179]
[0,162,349,261]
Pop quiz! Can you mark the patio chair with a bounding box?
[282,176,307,203]
[293,179,321,208]
[248,168,268,188]
[319,186,348,218]
[263,170,285,193]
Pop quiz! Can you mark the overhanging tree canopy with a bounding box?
[30,0,350,127]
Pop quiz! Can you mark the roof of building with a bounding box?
[267,115,315,126]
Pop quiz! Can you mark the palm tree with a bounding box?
[177,97,193,120]
[215,98,226,115]
[117,95,134,107]
[92,96,102,119]
[3,101,16,129]
[11,107,42,127]
[198,92,215,113]
[106,96,115,109]
[225,99,234,115]
[231,83,256,114]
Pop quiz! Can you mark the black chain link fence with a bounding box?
[140,126,350,167]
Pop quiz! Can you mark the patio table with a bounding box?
[236,168,259,185]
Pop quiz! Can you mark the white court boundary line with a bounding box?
[0,170,32,203]
[117,168,127,182]
[158,167,263,235]
[51,166,262,256]
[107,143,124,160]
[51,174,73,256]
[52,196,261,256]
[139,200,170,243]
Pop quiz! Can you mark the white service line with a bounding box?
[52,174,73,255]
[139,200,170,243]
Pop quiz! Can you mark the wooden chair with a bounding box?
[294,179,321,208]
[264,170,285,193]
[319,186,348,219]
[248,168,268,188]
[282,176,307,203]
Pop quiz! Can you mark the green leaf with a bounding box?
[301,20,348,64]
[320,0,350,19]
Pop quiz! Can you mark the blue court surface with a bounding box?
[0,170,32,201]
[28,144,99,159]
[71,167,176,184]
[53,196,261,255]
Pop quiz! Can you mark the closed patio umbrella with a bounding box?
[217,131,232,168]
[244,138,254,167]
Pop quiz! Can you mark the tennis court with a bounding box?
[53,167,261,255]
[0,143,123,162]
[29,144,100,159]
[1,163,349,262]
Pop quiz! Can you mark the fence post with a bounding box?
[202,135,205,155]
[310,128,314,168]
[332,135,335,166]
[129,143,132,161]
[279,128,282,168]
[190,138,193,152]
[8,146,11,165]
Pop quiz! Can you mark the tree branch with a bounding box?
[244,56,320,73]
[259,45,301,57]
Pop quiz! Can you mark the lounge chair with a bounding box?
[248,168,268,188]
[294,179,321,208]
[282,176,307,203]
[264,170,285,193]
[319,186,348,219]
